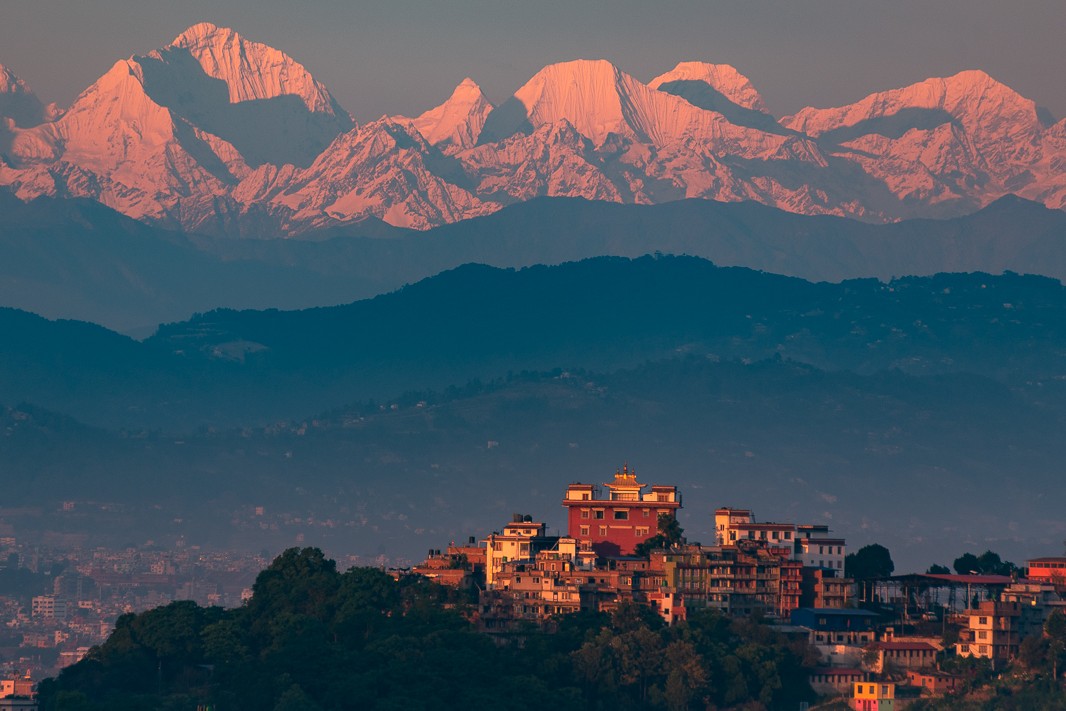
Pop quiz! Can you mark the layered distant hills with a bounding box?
[2,22,1064,236]
[5,191,1066,333]
[3,24,1066,569]
[5,255,1066,431]
[3,257,1066,567]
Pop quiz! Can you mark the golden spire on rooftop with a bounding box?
[609,462,640,488]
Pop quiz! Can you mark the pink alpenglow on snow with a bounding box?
[1,24,1065,235]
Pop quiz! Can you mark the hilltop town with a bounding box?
[405,467,1066,708]
[3,468,1065,710]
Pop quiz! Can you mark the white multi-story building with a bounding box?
[714,508,845,570]
[796,537,846,572]
[483,516,550,586]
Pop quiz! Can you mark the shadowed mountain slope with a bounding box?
[3,192,1066,334]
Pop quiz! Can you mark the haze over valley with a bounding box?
[0,19,1064,578]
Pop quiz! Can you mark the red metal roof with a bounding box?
[922,573,1013,585]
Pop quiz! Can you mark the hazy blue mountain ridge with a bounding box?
[3,256,1066,433]
[3,191,1066,334]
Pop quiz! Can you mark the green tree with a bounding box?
[660,639,707,711]
[926,563,950,574]
[846,543,894,600]
[274,684,323,711]
[248,548,340,623]
[952,550,1018,576]
[953,552,981,575]
[634,514,684,556]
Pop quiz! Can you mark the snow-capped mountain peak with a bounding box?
[168,22,347,118]
[649,62,767,113]
[3,27,1066,235]
[486,58,738,148]
[404,77,493,151]
[783,69,1040,138]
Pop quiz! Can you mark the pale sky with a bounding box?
[2,0,1064,121]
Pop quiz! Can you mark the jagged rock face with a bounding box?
[2,27,1065,235]
[245,118,495,231]
[461,120,628,203]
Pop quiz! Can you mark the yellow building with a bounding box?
[852,681,894,711]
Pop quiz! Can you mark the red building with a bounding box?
[562,465,681,556]
[1027,557,1066,585]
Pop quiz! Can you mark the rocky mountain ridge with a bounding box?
[1,23,1063,235]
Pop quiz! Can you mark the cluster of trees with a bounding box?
[38,547,816,711]
[845,544,895,601]
[923,550,1019,577]
[634,514,685,557]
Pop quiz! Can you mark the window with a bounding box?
[785,531,792,540]
[599,526,607,536]
[581,493,590,500]
[979,617,988,625]
[656,493,669,502]
[579,526,589,536]
[614,510,629,520]
[643,508,650,518]
[580,509,589,519]
[594,510,605,519]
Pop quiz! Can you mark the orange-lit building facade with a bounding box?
[1028,557,1066,585]
[562,466,680,556]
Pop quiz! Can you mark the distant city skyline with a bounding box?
[2,0,1065,120]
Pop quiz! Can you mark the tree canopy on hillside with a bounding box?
[37,547,815,711]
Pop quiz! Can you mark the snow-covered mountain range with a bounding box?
[2,23,1064,235]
